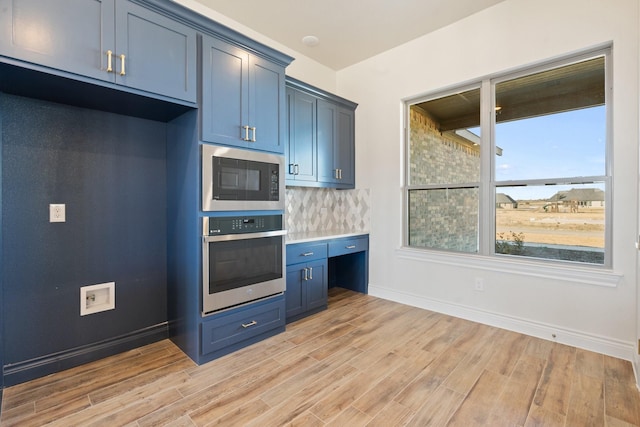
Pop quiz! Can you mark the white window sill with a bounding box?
[396,247,622,288]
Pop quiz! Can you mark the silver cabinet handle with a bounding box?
[289,164,300,175]
[339,169,343,179]
[243,125,250,141]
[302,252,314,257]
[303,267,308,281]
[334,169,339,179]
[119,54,126,76]
[241,320,257,328]
[308,266,313,280]
[346,245,356,249]
[250,127,256,142]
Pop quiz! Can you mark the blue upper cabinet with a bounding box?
[0,0,197,103]
[200,34,286,154]
[286,77,357,189]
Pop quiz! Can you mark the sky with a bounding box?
[493,106,606,200]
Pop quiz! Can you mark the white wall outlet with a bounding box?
[474,277,484,291]
[49,204,66,223]
[80,282,115,316]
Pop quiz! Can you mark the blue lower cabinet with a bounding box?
[200,294,285,360]
[285,259,328,323]
[285,241,329,323]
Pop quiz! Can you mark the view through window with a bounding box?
[407,51,609,265]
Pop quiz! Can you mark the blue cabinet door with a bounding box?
[115,0,197,102]
[285,264,306,320]
[249,55,285,153]
[200,35,248,146]
[305,259,327,311]
[286,87,317,182]
[0,0,115,82]
[317,99,339,184]
[336,106,355,187]
[317,99,355,189]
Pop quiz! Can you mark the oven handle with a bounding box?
[203,229,287,243]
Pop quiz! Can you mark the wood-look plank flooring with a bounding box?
[2,288,640,426]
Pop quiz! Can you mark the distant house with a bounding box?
[548,188,605,208]
[496,193,517,209]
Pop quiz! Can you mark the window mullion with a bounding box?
[479,79,493,255]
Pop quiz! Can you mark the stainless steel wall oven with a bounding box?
[202,214,286,315]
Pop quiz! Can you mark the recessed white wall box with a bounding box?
[49,204,65,223]
[80,282,115,316]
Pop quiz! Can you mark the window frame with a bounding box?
[403,46,612,269]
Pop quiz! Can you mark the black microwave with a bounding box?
[202,145,285,211]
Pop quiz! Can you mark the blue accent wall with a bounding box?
[1,93,169,385]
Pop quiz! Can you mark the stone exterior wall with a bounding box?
[409,108,480,185]
[409,107,480,252]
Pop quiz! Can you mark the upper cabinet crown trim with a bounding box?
[285,76,358,110]
[133,0,294,67]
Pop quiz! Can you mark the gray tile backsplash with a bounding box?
[285,187,370,233]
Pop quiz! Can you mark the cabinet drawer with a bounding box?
[286,242,327,264]
[201,295,285,356]
[328,236,368,257]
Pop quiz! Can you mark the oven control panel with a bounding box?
[205,214,283,235]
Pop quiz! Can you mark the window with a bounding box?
[406,49,610,266]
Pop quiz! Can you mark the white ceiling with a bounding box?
[192,0,508,70]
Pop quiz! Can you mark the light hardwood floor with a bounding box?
[2,288,640,426]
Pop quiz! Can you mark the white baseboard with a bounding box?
[368,284,635,362]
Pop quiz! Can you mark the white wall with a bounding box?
[173,0,338,92]
[337,0,640,363]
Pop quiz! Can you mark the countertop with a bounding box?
[286,230,369,244]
